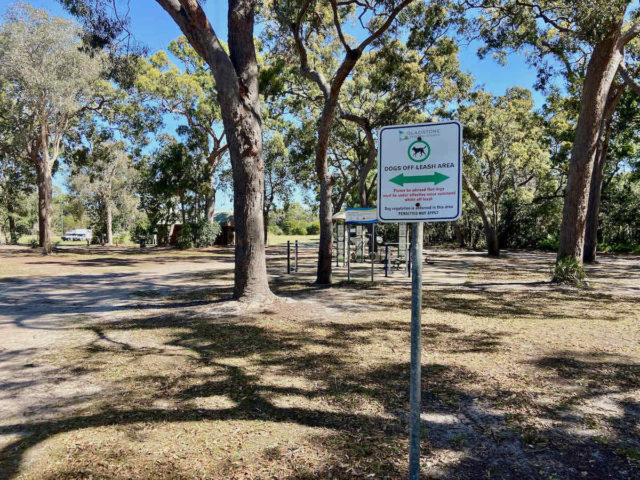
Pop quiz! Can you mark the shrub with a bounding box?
[29,239,39,249]
[113,233,128,246]
[290,224,307,235]
[195,220,220,247]
[538,234,559,251]
[268,224,283,236]
[306,222,320,235]
[176,223,194,249]
[551,255,586,286]
[598,242,637,253]
[283,219,309,235]
[130,220,150,241]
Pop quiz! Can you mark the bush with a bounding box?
[130,220,150,242]
[597,242,639,253]
[538,234,558,251]
[268,224,283,236]
[195,220,220,247]
[306,222,320,235]
[29,239,39,249]
[176,223,194,249]
[551,255,586,286]
[290,224,307,235]
[113,233,128,246]
[175,220,220,249]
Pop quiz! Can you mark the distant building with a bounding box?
[214,212,235,246]
[156,223,182,246]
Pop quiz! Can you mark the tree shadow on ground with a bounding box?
[1,303,639,479]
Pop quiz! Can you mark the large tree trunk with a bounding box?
[157,0,272,301]
[205,188,216,223]
[583,87,622,264]
[317,180,334,284]
[453,220,465,248]
[463,174,499,257]
[315,101,338,284]
[557,32,623,262]
[263,192,274,246]
[583,153,606,264]
[106,203,113,245]
[35,159,53,255]
[7,202,18,245]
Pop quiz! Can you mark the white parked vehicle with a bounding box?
[62,229,92,242]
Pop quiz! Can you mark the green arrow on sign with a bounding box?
[390,171,449,186]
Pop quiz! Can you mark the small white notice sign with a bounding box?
[377,121,462,222]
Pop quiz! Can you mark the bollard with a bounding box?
[347,238,351,281]
[370,231,375,282]
[287,241,291,274]
[295,240,299,272]
[385,245,389,278]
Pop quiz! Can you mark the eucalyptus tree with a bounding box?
[465,0,640,269]
[60,0,274,301]
[0,154,35,244]
[136,36,228,223]
[0,82,35,244]
[0,4,109,254]
[459,88,550,256]
[137,136,213,241]
[340,3,471,207]
[592,89,640,254]
[270,0,417,284]
[69,140,138,245]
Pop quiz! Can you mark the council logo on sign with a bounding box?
[408,138,430,162]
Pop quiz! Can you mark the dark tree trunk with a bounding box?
[317,179,334,284]
[35,159,53,254]
[463,174,499,257]
[583,87,622,264]
[583,154,605,264]
[180,199,186,226]
[263,190,275,246]
[315,99,341,284]
[453,220,465,248]
[157,0,272,301]
[7,201,18,245]
[558,31,623,262]
[8,215,17,244]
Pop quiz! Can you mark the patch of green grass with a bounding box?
[615,447,640,461]
[267,234,319,246]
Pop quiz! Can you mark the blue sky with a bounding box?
[1,0,543,211]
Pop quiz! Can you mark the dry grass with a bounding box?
[0,246,639,479]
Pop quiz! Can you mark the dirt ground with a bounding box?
[0,244,639,479]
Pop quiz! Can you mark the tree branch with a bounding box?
[355,0,414,52]
[155,0,238,99]
[619,62,640,96]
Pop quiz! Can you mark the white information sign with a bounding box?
[377,121,462,223]
[345,207,377,224]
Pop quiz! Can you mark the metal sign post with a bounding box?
[377,121,463,479]
[409,222,423,479]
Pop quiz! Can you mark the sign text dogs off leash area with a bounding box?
[377,121,462,222]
